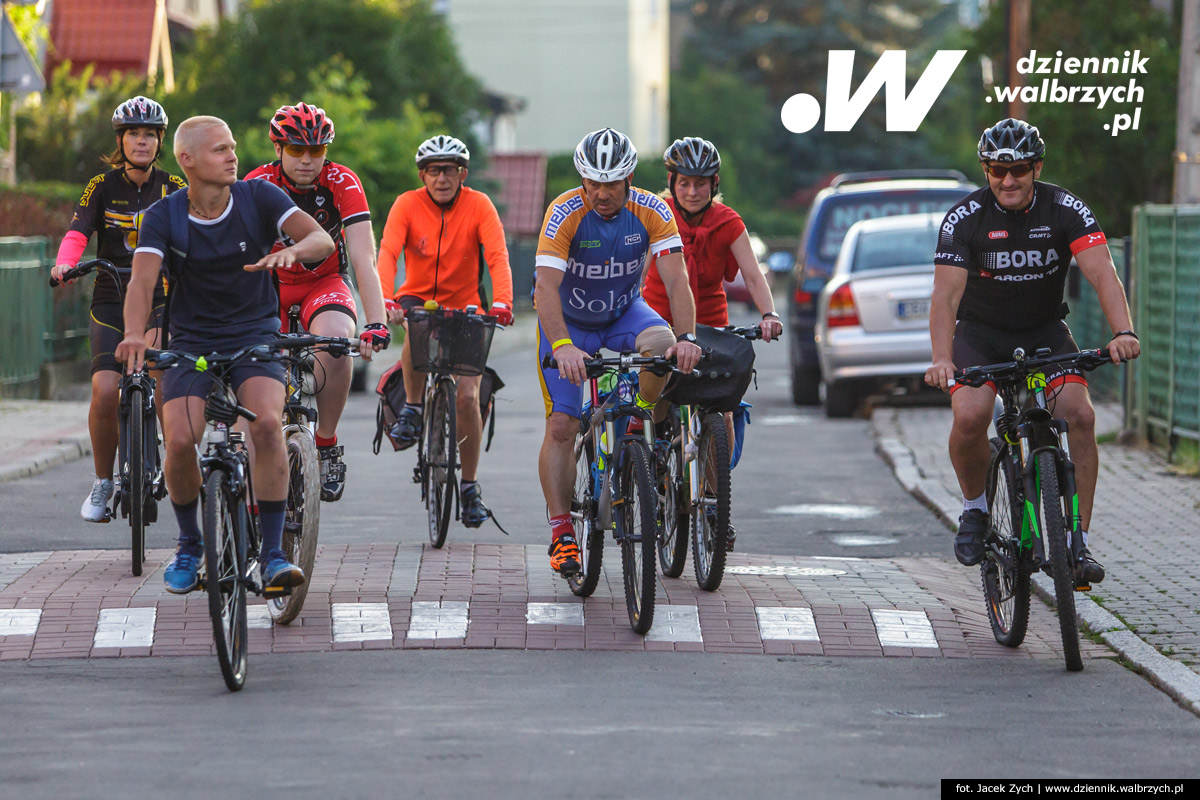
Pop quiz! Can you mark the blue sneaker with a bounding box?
[164,550,202,594]
[261,549,305,589]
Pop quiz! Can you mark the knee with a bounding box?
[951,405,992,440]
[249,417,283,450]
[546,413,578,444]
[634,325,675,357]
[1066,400,1096,434]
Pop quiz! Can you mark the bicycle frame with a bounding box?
[114,370,163,515]
[582,367,655,534]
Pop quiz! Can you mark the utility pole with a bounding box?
[1175,0,1200,203]
[1007,0,1031,120]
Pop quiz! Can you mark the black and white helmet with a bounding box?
[415,135,470,169]
[112,96,168,131]
[663,137,720,177]
[574,128,638,182]
[978,118,1045,162]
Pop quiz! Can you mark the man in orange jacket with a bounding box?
[377,135,514,527]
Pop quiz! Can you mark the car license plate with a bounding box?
[896,299,930,320]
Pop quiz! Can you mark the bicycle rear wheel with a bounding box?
[568,427,603,597]
[425,377,457,548]
[1037,450,1083,672]
[981,439,1031,647]
[657,423,688,578]
[691,412,731,591]
[203,470,248,691]
[269,426,320,625]
[125,385,147,577]
[618,439,657,634]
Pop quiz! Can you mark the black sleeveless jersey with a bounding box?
[68,166,187,305]
[934,181,1106,333]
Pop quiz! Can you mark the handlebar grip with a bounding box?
[542,354,557,370]
[49,266,85,287]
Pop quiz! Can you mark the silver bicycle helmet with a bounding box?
[574,128,638,182]
[663,137,721,177]
[112,96,168,131]
[415,135,470,169]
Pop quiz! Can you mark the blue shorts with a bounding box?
[160,335,286,404]
[538,298,670,418]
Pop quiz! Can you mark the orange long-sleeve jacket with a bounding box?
[377,185,513,310]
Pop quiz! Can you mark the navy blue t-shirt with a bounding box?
[136,180,299,347]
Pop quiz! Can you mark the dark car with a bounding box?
[786,170,978,405]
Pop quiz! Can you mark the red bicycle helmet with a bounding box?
[269,103,335,146]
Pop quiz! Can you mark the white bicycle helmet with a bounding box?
[574,128,638,182]
[415,135,470,169]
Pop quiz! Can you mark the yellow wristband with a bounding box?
[551,338,573,351]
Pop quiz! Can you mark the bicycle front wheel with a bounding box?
[269,427,320,625]
[568,426,603,597]
[125,385,147,577]
[425,377,457,548]
[1037,450,1083,672]
[203,470,249,691]
[981,439,1030,647]
[691,412,731,591]
[657,425,688,578]
[618,439,658,634]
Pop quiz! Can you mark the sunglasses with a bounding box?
[983,162,1035,179]
[282,144,328,158]
[423,164,463,177]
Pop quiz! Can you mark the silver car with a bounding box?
[814,212,941,417]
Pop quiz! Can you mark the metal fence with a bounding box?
[1067,238,1128,402]
[1128,205,1200,454]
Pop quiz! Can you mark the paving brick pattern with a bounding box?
[874,403,1200,674]
[0,543,1112,664]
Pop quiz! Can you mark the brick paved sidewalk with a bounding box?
[0,543,1108,664]
[0,400,91,483]
[872,402,1200,709]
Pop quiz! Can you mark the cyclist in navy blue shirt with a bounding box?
[117,116,335,596]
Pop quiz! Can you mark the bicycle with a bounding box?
[147,334,355,690]
[404,303,498,548]
[51,258,167,576]
[953,346,1117,672]
[543,351,693,634]
[657,325,763,591]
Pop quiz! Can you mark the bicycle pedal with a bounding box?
[262,585,293,598]
[412,468,422,484]
[1074,582,1092,592]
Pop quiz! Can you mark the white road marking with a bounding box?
[756,607,819,641]
[760,415,813,426]
[831,534,899,547]
[246,605,272,629]
[767,504,881,519]
[871,609,939,648]
[407,601,469,639]
[728,565,847,577]
[93,607,156,648]
[331,602,393,642]
[645,605,702,642]
[0,609,42,636]
[527,602,584,626]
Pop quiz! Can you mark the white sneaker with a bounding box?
[81,478,114,522]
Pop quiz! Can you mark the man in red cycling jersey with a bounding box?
[246,103,391,502]
[377,135,514,528]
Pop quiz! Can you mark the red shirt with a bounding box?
[643,198,745,326]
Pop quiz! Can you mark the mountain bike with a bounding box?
[543,351,694,634]
[953,347,1117,672]
[147,334,355,691]
[657,325,763,591]
[405,303,498,548]
[51,259,166,576]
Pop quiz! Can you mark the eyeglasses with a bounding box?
[983,162,1035,179]
[282,144,328,159]
[423,164,463,177]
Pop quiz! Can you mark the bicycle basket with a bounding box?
[405,309,496,376]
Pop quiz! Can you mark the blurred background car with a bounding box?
[786,170,978,406]
[814,212,942,418]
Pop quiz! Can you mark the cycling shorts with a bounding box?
[89,297,166,375]
[538,297,670,419]
[951,319,1086,396]
[277,273,356,332]
[159,334,286,404]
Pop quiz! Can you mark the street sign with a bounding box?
[1,7,45,93]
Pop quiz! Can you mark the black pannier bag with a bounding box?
[662,324,756,412]
[373,360,504,454]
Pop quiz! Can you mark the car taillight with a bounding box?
[826,284,860,327]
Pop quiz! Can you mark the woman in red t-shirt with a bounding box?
[642,137,782,339]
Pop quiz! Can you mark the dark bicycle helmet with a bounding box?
[574,127,638,182]
[269,103,335,146]
[112,96,168,131]
[663,137,721,176]
[978,118,1045,162]
[415,135,470,169]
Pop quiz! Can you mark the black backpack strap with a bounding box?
[161,188,191,346]
[373,400,385,455]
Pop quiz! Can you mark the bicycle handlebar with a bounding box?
[50,258,127,288]
[951,347,1115,389]
[541,352,701,379]
[723,324,765,341]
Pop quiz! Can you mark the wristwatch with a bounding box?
[676,332,698,345]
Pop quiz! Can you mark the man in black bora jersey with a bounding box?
[924,118,1140,582]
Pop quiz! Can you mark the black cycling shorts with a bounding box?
[951,319,1086,395]
[89,299,166,375]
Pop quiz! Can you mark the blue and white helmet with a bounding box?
[574,127,638,182]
